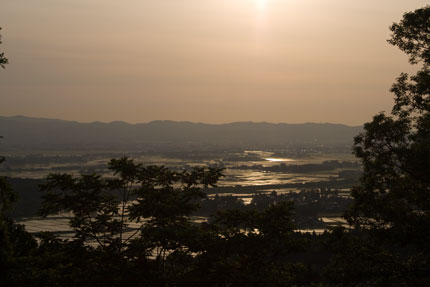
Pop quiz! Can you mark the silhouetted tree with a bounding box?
[331,6,430,286]
[40,157,223,252]
[0,156,40,287]
[37,158,317,286]
[0,28,8,68]
[348,5,430,247]
[185,201,311,287]
[38,157,226,285]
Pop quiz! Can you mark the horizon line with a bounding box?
[1,115,364,127]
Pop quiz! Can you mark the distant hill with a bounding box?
[0,116,362,151]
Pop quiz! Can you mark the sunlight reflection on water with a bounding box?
[264,158,295,162]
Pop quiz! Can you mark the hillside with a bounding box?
[0,116,362,151]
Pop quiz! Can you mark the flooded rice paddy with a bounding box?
[6,150,357,236]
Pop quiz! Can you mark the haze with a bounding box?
[0,0,427,125]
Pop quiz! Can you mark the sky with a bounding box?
[0,0,428,125]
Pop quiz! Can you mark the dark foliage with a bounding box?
[0,27,8,68]
[336,5,430,286]
[348,5,430,246]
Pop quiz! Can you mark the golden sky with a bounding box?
[0,0,427,125]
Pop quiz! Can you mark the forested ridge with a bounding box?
[0,116,361,151]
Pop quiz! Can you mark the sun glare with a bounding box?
[255,0,267,11]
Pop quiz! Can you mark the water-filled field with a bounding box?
[6,150,359,235]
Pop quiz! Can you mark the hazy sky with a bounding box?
[1,0,428,125]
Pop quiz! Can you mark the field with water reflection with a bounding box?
[4,149,360,235]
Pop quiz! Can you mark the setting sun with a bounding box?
[0,0,425,125]
[255,0,267,10]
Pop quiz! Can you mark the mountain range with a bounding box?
[0,116,363,151]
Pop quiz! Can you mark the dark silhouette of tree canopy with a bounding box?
[307,7,430,287]
[337,7,430,286]
[0,28,8,68]
[347,6,430,246]
[40,157,224,255]
[36,158,313,286]
[388,6,430,67]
